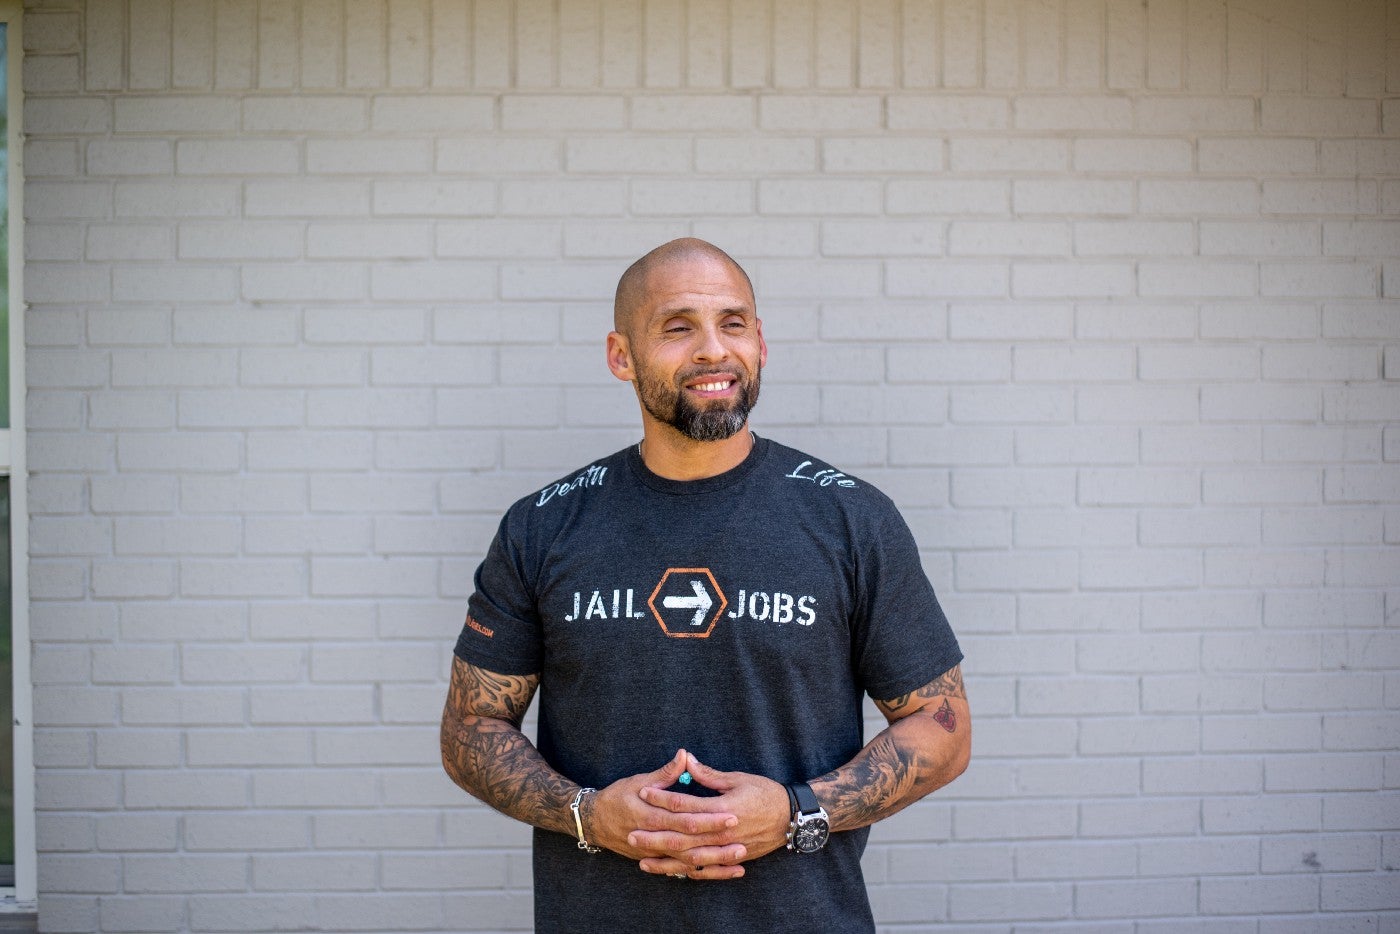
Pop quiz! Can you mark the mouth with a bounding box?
[684,375,738,397]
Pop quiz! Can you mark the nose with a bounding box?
[692,320,730,363]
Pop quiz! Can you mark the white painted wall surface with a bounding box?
[18,1,1400,930]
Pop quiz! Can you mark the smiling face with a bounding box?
[608,250,766,443]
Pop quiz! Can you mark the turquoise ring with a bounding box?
[678,771,692,785]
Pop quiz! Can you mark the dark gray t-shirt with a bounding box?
[455,436,963,934]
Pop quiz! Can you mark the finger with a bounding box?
[642,748,689,788]
[639,844,747,873]
[638,786,740,818]
[632,817,744,856]
[641,859,746,881]
[683,751,736,791]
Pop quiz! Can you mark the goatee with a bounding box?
[639,368,761,442]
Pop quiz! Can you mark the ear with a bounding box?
[756,318,767,369]
[606,331,634,382]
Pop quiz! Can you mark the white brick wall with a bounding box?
[20,1,1399,930]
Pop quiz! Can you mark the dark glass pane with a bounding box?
[0,476,11,875]
[0,21,9,430]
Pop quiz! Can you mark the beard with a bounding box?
[635,363,761,442]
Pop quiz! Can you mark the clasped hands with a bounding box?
[587,748,791,880]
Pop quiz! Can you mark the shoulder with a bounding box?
[497,445,633,534]
[759,437,901,515]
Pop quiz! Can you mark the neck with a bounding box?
[637,422,755,481]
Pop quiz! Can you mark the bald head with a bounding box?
[613,238,754,336]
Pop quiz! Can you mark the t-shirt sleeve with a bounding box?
[851,499,963,702]
[453,513,544,676]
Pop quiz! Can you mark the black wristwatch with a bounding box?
[784,782,830,853]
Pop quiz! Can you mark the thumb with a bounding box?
[644,748,689,788]
[684,750,735,791]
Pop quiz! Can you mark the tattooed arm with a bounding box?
[439,655,577,836]
[809,664,970,831]
[440,655,746,873]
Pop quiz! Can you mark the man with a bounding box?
[441,238,969,933]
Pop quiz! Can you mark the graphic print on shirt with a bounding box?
[648,568,728,638]
[562,567,818,637]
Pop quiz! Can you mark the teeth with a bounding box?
[694,381,731,392]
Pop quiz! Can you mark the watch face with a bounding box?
[793,817,829,853]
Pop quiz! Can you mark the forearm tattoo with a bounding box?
[812,665,967,832]
[440,659,577,837]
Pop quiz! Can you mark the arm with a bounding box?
[440,655,746,873]
[439,655,576,837]
[634,664,971,873]
[810,663,971,831]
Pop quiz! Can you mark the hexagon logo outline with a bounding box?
[647,567,728,639]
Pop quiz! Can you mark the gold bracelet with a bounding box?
[570,787,600,853]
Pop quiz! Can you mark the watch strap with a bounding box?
[788,781,820,815]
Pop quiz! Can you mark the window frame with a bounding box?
[0,0,34,905]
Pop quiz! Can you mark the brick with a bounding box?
[1261,96,1379,135]
[1323,386,1400,422]
[188,895,316,932]
[1136,96,1254,131]
[111,417,239,466]
[1199,138,1318,174]
[1202,384,1320,422]
[309,475,436,515]
[184,812,309,851]
[173,477,301,518]
[823,137,941,172]
[758,179,881,215]
[1320,139,1400,175]
[1326,715,1400,751]
[501,95,625,130]
[1014,95,1132,130]
[1079,549,1200,590]
[1079,468,1197,506]
[113,97,238,132]
[1075,221,1194,256]
[1267,755,1383,793]
[306,138,432,175]
[1076,304,1196,340]
[23,97,110,135]
[888,426,1011,466]
[886,179,1008,215]
[1325,221,1400,258]
[252,854,376,892]
[179,223,302,260]
[246,181,370,217]
[26,264,109,303]
[29,223,85,262]
[250,687,375,726]
[631,179,750,216]
[951,221,1069,256]
[176,139,299,175]
[1077,385,1197,423]
[112,265,237,303]
[1016,513,1136,550]
[95,814,177,852]
[1140,179,1259,215]
[122,855,247,894]
[565,137,690,174]
[1263,262,1378,299]
[1200,221,1319,256]
[1140,426,1259,465]
[371,95,493,131]
[872,93,1003,127]
[1015,180,1134,215]
[1076,880,1198,918]
[1138,837,1259,876]
[1074,138,1192,173]
[1014,262,1134,298]
[114,179,238,217]
[86,139,173,176]
[243,96,366,132]
[253,769,376,808]
[1141,507,1258,546]
[1200,875,1319,915]
[1263,179,1373,215]
[436,138,560,175]
[184,728,313,768]
[98,897,184,933]
[241,263,366,302]
[951,137,1067,172]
